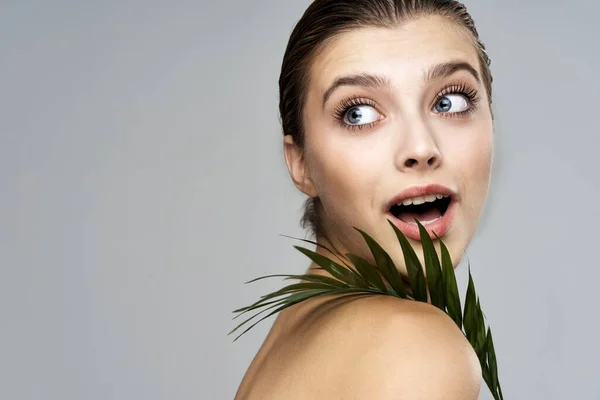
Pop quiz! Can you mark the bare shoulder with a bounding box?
[237,294,481,400]
[338,295,483,399]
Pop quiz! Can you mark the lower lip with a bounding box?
[386,200,457,241]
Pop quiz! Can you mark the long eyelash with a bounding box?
[433,82,481,118]
[333,97,379,131]
[332,82,480,131]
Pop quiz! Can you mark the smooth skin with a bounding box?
[235,15,492,399]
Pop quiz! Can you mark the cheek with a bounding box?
[308,139,382,214]
[470,132,493,184]
[456,127,493,201]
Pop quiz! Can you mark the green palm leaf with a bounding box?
[416,222,445,310]
[354,227,408,298]
[388,220,428,302]
[435,231,462,327]
[344,253,388,293]
[230,219,503,399]
[293,246,370,289]
[486,327,500,393]
[463,263,478,344]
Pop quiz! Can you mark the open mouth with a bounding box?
[389,195,452,224]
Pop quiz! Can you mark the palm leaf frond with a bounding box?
[435,231,463,327]
[416,221,445,310]
[230,218,503,399]
[344,253,388,293]
[293,246,370,289]
[354,227,408,298]
[388,220,428,302]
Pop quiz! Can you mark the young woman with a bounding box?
[236,1,494,398]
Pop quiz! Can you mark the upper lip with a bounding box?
[386,183,457,211]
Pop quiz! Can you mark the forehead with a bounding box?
[308,16,480,93]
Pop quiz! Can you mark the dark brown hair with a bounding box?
[279,0,493,239]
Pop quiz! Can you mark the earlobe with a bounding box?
[283,135,318,198]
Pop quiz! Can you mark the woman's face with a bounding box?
[284,16,493,274]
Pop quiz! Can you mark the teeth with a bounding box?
[397,194,448,207]
[407,215,442,225]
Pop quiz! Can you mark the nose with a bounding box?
[395,119,442,172]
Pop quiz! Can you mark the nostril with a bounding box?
[404,157,437,167]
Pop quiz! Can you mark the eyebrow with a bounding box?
[321,60,481,109]
[425,61,480,85]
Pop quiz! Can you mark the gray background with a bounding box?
[1,0,599,399]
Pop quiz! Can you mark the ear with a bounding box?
[283,134,318,198]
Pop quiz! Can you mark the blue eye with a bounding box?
[434,94,469,113]
[345,105,380,125]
